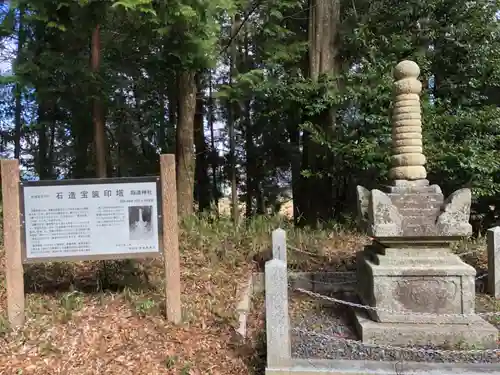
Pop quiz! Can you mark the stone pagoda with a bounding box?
[354,60,498,347]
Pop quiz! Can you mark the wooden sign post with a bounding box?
[0,154,181,327]
[160,154,182,324]
[1,159,25,328]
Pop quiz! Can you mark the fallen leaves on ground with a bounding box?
[0,246,260,375]
[10,215,493,373]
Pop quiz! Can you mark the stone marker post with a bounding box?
[487,226,500,299]
[265,258,291,368]
[1,159,25,328]
[354,60,498,348]
[272,228,287,264]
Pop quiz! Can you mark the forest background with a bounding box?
[0,0,499,230]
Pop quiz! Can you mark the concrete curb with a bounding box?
[232,271,499,374]
[252,271,356,294]
[234,271,355,339]
[261,270,500,375]
[235,274,254,338]
[265,358,500,375]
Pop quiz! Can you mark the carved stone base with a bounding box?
[356,246,476,324]
[354,245,498,348]
[353,309,498,348]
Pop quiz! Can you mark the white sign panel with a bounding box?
[22,179,161,260]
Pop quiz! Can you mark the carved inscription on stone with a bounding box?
[394,277,458,313]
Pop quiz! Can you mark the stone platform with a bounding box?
[353,309,498,348]
[266,359,500,375]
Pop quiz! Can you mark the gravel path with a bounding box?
[290,292,500,363]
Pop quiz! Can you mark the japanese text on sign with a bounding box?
[22,179,160,261]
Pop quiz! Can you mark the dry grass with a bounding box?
[0,213,366,375]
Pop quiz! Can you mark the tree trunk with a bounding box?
[256,180,265,215]
[229,15,240,224]
[288,109,303,225]
[194,76,211,212]
[208,69,219,212]
[300,0,340,226]
[159,87,168,153]
[176,70,197,217]
[242,31,255,219]
[71,104,93,178]
[298,130,311,223]
[91,23,106,178]
[13,5,25,159]
[168,76,178,131]
[48,120,56,169]
[244,98,254,218]
[36,99,54,180]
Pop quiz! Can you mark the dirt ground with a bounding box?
[0,256,260,374]
[0,215,366,375]
[0,213,495,374]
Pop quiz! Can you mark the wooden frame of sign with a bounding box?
[0,154,182,328]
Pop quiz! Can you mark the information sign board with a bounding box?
[20,177,161,262]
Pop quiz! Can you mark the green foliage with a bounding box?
[424,105,500,197]
[112,0,157,16]
[0,0,499,226]
[0,7,15,37]
[113,0,225,69]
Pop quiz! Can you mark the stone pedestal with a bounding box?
[357,242,476,323]
[353,240,498,348]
